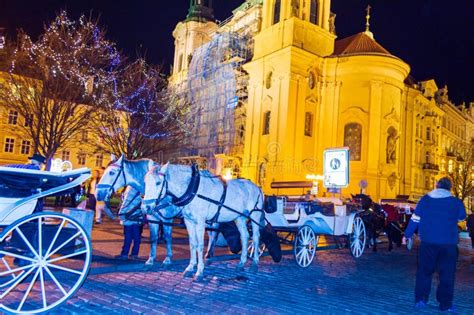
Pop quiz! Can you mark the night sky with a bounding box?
[1,0,473,104]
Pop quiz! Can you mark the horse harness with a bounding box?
[152,164,263,227]
[96,162,128,200]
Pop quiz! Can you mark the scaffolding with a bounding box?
[179,32,252,165]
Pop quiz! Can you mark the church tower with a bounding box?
[242,0,336,188]
[170,0,217,81]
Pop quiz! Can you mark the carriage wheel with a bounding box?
[349,216,366,258]
[293,225,318,268]
[0,212,91,314]
[247,239,266,259]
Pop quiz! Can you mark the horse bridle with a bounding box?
[96,163,128,201]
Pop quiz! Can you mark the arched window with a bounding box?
[344,123,362,161]
[310,0,318,24]
[273,0,281,25]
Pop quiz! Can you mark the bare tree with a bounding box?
[448,140,474,202]
[0,11,120,169]
[93,59,190,160]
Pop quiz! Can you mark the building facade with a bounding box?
[169,0,473,201]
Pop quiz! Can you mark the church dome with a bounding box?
[333,32,393,57]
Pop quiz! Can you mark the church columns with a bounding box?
[367,80,384,197]
[321,0,331,31]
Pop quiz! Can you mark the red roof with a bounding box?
[333,32,392,56]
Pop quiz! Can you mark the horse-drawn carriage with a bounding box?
[0,166,92,314]
[262,182,367,267]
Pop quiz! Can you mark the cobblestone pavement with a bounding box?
[50,228,474,315]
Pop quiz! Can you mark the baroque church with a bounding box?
[169,0,474,201]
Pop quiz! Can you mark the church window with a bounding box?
[273,0,281,25]
[304,112,313,137]
[178,54,183,72]
[448,160,453,173]
[344,123,362,161]
[310,0,318,25]
[425,151,430,164]
[426,127,431,141]
[263,111,271,135]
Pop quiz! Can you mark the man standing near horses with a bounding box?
[404,177,466,312]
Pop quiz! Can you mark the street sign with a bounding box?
[323,147,350,188]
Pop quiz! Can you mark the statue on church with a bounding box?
[329,13,337,35]
[386,127,399,164]
[291,0,299,17]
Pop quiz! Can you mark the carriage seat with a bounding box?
[264,195,280,214]
[305,201,335,216]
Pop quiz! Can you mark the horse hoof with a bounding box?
[182,271,193,278]
[145,259,154,266]
[249,264,258,273]
[161,262,171,269]
[193,274,204,282]
[236,264,244,271]
[205,259,212,266]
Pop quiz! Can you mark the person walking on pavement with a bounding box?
[467,211,474,249]
[86,169,104,224]
[404,177,466,312]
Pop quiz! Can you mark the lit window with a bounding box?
[304,112,313,137]
[77,153,86,166]
[95,154,103,167]
[273,0,281,24]
[62,150,70,161]
[262,111,271,135]
[8,111,18,125]
[4,138,14,153]
[20,140,31,155]
[24,114,32,127]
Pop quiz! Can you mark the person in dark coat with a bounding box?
[466,211,474,249]
[404,177,466,312]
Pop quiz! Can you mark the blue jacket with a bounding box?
[405,189,466,245]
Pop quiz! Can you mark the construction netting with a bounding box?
[183,32,252,159]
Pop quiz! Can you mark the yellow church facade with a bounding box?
[171,0,473,201]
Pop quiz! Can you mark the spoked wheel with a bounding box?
[349,216,366,258]
[293,225,318,268]
[0,212,92,314]
[247,239,266,259]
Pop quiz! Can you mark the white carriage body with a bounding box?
[265,196,357,236]
[0,166,92,314]
[0,167,91,225]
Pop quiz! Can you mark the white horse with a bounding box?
[95,156,219,266]
[142,163,265,281]
[95,156,178,266]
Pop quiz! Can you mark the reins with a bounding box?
[96,162,128,200]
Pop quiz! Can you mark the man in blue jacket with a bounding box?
[404,177,466,311]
